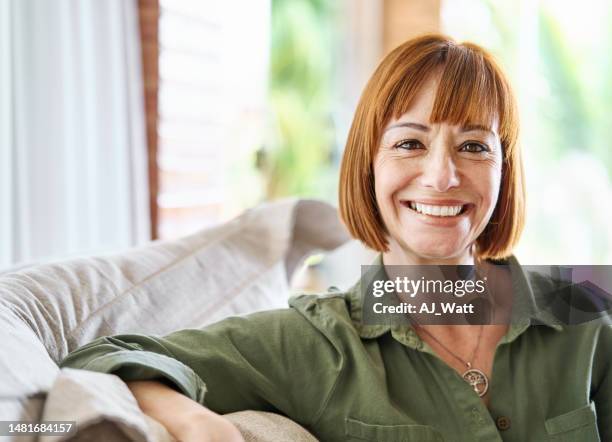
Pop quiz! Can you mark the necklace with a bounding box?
[415,324,489,397]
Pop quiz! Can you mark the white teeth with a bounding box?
[408,202,464,217]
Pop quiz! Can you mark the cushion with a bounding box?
[225,411,318,442]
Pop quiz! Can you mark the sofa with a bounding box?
[0,198,354,441]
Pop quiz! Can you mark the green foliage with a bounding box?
[480,0,519,72]
[262,0,337,201]
[537,10,591,159]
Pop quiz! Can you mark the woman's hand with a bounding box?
[126,380,244,442]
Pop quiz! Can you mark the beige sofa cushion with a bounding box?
[226,411,318,442]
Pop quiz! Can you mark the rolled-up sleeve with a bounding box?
[60,335,208,403]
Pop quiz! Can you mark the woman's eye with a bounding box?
[394,139,423,150]
[460,142,489,153]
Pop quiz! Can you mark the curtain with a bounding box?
[0,0,151,267]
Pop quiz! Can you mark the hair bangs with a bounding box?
[430,46,499,132]
[381,56,444,131]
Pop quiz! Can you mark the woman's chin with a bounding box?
[415,247,465,262]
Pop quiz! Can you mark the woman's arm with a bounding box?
[59,308,339,427]
[126,380,243,442]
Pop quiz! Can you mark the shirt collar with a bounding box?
[345,253,563,348]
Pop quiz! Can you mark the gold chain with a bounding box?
[414,324,484,369]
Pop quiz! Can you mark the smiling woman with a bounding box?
[60,34,611,442]
[339,35,522,264]
[375,77,504,264]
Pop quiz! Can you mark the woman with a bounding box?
[60,35,610,441]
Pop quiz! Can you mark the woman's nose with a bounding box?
[418,149,460,192]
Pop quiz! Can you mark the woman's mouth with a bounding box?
[401,200,470,217]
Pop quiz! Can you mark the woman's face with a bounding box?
[374,76,503,264]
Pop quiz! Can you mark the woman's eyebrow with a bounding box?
[384,122,430,133]
[461,124,495,136]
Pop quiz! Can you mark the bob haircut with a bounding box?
[338,34,524,261]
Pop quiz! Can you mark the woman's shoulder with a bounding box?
[201,288,365,372]
[289,286,358,325]
[284,286,367,343]
[208,287,360,344]
[289,287,352,314]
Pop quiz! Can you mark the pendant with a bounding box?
[463,367,489,397]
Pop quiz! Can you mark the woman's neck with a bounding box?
[382,242,475,266]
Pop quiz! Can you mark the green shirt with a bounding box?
[60,255,611,441]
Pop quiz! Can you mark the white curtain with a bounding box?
[0,0,151,267]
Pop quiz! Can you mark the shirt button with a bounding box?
[496,416,511,431]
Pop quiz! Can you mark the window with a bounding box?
[157,0,270,239]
